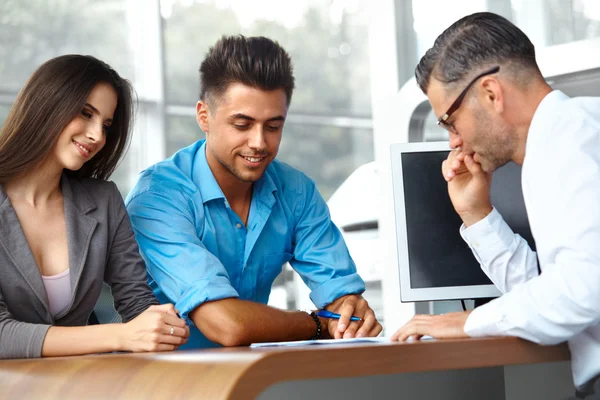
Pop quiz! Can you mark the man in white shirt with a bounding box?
[390,12,600,398]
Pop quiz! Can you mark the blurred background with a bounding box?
[1,0,599,331]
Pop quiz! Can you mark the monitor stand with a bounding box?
[414,299,482,315]
[474,297,494,308]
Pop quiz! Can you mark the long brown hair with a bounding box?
[0,54,135,183]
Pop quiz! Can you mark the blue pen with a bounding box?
[316,310,361,321]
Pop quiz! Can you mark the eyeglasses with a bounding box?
[437,66,500,133]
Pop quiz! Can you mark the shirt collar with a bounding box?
[253,163,278,207]
[193,140,226,204]
[192,140,278,204]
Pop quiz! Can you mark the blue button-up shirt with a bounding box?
[125,140,365,348]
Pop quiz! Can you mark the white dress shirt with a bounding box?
[461,90,600,390]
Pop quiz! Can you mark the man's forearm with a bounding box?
[190,298,323,346]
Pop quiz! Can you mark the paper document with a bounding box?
[250,336,391,348]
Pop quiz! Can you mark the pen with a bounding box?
[316,310,361,321]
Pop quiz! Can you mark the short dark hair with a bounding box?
[0,54,134,182]
[199,35,295,108]
[415,12,541,94]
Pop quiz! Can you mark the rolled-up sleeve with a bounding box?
[126,185,239,321]
[289,179,365,308]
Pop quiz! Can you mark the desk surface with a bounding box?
[0,337,570,400]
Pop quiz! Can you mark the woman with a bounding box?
[0,55,189,358]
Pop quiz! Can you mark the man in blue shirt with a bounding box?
[126,35,382,348]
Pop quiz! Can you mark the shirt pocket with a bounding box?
[257,252,293,303]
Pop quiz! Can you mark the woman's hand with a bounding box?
[117,304,190,352]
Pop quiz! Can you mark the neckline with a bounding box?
[42,268,70,280]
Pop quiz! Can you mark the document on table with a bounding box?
[250,336,392,348]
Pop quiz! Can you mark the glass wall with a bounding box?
[1,0,599,318]
[513,0,600,46]
[408,0,600,144]
[0,0,374,311]
[0,0,373,202]
[0,0,134,92]
[161,0,373,198]
[0,0,150,194]
[5,1,596,195]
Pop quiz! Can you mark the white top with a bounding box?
[460,90,600,390]
[42,269,72,318]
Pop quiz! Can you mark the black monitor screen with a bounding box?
[401,151,535,289]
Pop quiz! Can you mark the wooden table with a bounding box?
[0,337,570,400]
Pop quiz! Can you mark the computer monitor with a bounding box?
[390,141,536,302]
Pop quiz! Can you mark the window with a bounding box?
[0,0,137,193]
[513,0,600,46]
[161,0,374,200]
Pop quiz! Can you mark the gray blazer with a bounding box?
[0,174,158,359]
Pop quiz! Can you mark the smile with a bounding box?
[241,155,266,163]
[73,140,92,157]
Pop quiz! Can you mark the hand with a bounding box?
[118,303,190,352]
[323,295,383,339]
[442,149,493,226]
[147,303,181,317]
[390,311,472,342]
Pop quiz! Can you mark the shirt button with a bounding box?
[473,241,479,248]
[236,223,242,229]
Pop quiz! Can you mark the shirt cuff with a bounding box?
[464,298,507,337]
[309,273,366,308]
[175,275,239,323]
[460,207,516,265]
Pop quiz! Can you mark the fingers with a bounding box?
[371,323,383,337]
[443,148,489,182]
[154,344,178,352]
[157,333,187,346]
[339,297,382,339]
[137,338,182,353]
[355,309,382,338]
[133,343,178,353]
[442,159,452,181]
[142,308,190,338]
[325,295,379,339]
[128,330,187,353]
[322,318,340,339]
[395,324,425,342]
[330,317,344,339]
[391,315,430,342]
[148,303,180,316]
[391,312,471,342]
[335,296,358,335]
[463,154,484,177]
[342,321,361,339]
[443,149,464,181]
[325,319,341,340]
[147,304,188,334]
[163,324,189,339]
[160,312,188,329]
